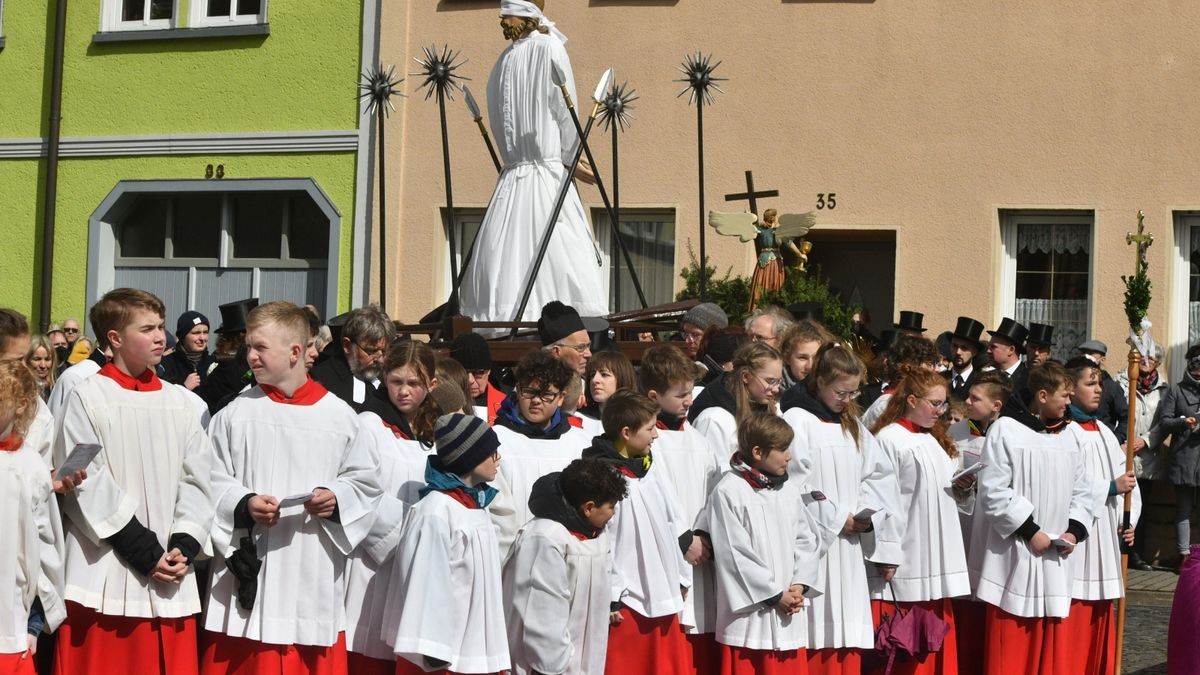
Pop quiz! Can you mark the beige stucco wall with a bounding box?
[378,1,1200,369]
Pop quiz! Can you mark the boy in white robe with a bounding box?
[640,344,721,671]
[489,350,590,556]
[946,370,1010,673]
[969,362,1094,675]
[1061,356,1141,675]
[0,361,66,674]
[386,413,510,674]
[202,301,380,675]
[53,289,214,675]
[502,457,628,675]
[582,390,695,675]
[710,413,822,674]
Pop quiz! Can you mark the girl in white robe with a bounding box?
[968,362,1094,675]
[868,369,973,675]
[344,343,442,675]
[502,460,627,675]
[386,414,510,674]
[709,413,823,675]
[1060,357,1141,675]
[780,343,903,675]
[0,362,66,673]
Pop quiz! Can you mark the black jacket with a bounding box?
[200,349,253,415]
[160,348,215,388]
[310,353,375,414]
[1096,371,1129,443]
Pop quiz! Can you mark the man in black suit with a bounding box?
[310,305,393,412]
[946,317,986,401]
[1026,323,1056,368]
[985,317,1029,401]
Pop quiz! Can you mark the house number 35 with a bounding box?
[816,193,837,210]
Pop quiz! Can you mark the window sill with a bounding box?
[92,23,268,44]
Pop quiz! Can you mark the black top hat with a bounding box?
[1026,323,1055,346]
[950,316,985,347]
[216,298,259,334]
[987,317,1029,349]
[788,301,825,324]
[894,310,927,333]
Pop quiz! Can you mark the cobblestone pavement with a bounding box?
[1123,603,1170,675]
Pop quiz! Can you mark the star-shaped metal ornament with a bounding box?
[412,44,469,101]
[676,52,726,106]
[359,64,405,117]
[598,81,638,132]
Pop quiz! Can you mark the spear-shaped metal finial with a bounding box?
[359,63,405,116]
[412,44,469,101]
[462,83,483,121]
[598,81,638,132]
[592,68,615,105]
[676,52,726,106]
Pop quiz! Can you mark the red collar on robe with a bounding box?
[98,363,162,391]
[883,386,897,396]
[0,432,23,452]
[1078,419,1101,432]
[441,487,483,510]
[259,377,327,406]
[381,419,413,440]
[567,414,584,429]
[897,418,930,434]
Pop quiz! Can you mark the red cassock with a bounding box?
[1060,599,1114,675]
[346,652,395,675]
[805,648,862,675]
[0,651,37,675]
[980,605,1071,675]
[604,608,694,675]
[866,598,958,675]
[950,599,986,675]
[54,602,199,675]
[392,657,501,675]
[718,644,807,675]
[199,630,347,675]
[688,633,723,675]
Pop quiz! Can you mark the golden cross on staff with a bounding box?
[1115,209,1153,675]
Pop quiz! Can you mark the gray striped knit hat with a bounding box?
[434,413,501,475]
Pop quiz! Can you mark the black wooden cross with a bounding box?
[724,170,780,215]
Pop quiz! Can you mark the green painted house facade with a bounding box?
[0,0,379,329]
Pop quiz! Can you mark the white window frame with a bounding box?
[1170,212,1200,382]
[438,207,486,303]
[101,0,178,32]
[593,207,678,313]
[998,209,1095,358]
[188,0,268,28]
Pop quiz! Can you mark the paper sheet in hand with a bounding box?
[951,463,986,482]
[853,507,877,521]
[1052,537,1076,550]
[278,492,314,508]
[55,443,101,480]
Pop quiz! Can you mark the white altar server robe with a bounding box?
[502,519,612,675]
[870,423,971,602]
[24,398,54,467]
[54,375,213,617]
[488,425,589,556]
[653,423,722,631]
[709,473,823,651]
[344,413,432,660]
[783,408,902,650]
[48,359,100,420]
[386,490,510,674]
[0,444,66,653]
[969,418,1093,618]
[205,387,380,646]
[607,460,693,618]
[1065,421,1142,601]
[462,31,606,323]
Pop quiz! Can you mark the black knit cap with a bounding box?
[450,332,493,371]
[435,413,501,476]
[176,311,210,338]
[537,301,586,346]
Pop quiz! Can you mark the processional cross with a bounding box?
[724,170,780,215]
[1127,210,1154,258]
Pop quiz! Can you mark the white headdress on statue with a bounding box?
[499,0,567,45]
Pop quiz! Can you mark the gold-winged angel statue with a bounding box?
[708,208,816,310]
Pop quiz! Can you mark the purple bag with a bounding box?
[1168,545,1200,675]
